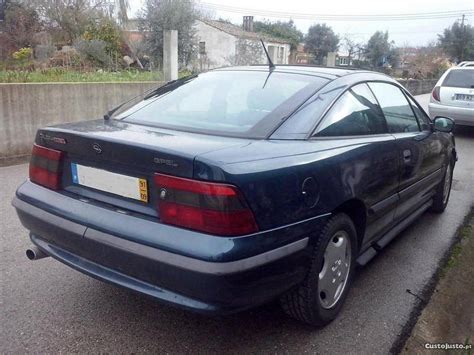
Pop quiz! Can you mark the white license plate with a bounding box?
[71,163,148,202]
[455,94,474,101]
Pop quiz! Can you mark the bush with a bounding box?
[82,19,123,59]
[12,47,33,61]
[48,48,82,69]
[35,45,56,62]
[74,39,109,66]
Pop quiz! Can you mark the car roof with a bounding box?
[458,61,474,67]
[447,66,474,71]
[214,65,386,81]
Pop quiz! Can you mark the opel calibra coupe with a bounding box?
[13,66,456,326]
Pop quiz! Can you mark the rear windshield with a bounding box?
[118,70,327,137]
[442,69,474,88]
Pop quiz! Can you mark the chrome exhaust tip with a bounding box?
[26,246,49,260]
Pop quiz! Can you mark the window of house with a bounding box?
[267,45,277,62]
[368,82,420,133]
[199,41,206,55]
[313,83,388,137]
[278,47,284,59]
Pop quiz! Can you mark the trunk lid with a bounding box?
[36,119,250,216]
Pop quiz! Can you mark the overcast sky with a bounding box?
[129,0,474,48]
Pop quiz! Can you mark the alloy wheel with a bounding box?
[318,230,351,309]
[443,165,452,205]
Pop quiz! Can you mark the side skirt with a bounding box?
[356,199,433,266]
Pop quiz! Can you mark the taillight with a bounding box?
[432,86,441,102]
[29,143,64,190]
[154,173,258,236]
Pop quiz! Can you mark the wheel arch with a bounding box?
[333,198,367,252]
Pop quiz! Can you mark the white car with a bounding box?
[457,61,474,67]
[429,67,474,126]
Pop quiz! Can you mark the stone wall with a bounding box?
[396,79,438,96]
[0,82,160,163]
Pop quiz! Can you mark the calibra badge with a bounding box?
[92,143,102,154]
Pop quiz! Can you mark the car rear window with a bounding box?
[442,70,474,88]
[118,71,328,138]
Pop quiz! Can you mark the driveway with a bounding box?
[1,94,473,353]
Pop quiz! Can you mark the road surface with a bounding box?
[1,94,473,353]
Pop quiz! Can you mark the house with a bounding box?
[194,17,291,70]
[122,19,144,43]
[295,43,313,64]
[336,51,353,67]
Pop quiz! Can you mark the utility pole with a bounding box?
[460,14,466,62]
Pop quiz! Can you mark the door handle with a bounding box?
[403,149,412,162]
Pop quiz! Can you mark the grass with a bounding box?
[0,69,163,83]
[439,218,473,278]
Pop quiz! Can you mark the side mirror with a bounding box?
[433,116,455,133]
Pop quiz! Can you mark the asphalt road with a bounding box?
[1,94,473,354]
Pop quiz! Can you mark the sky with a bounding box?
[129,0,474,48]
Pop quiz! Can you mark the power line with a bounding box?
[199,2,474,21]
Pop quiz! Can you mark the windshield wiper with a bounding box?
[143,74,198,100]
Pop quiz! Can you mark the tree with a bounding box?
[409,43,451,79]
[139,0,198,68]
[253,19,303,51]
[34,0,109,45]
[342,34,364,67]
[83,18,123,58]
[304,24,339,65]
[438,20,474,62]
[365,31,398,68]
[116,0,130,25]
[0,2,42,56]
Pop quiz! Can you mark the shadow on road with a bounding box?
[73,278,322,352]
[454,125,474,138]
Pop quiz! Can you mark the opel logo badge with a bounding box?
[92,143,102,154]
[159,188,167,200]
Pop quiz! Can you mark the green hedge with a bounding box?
[0,69,163,83]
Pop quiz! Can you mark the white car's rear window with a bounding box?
[442,70,474,88]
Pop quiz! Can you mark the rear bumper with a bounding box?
[13,181,329,314]
[428,102,474,126]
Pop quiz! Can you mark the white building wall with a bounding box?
[265,42,291,65]
[194,21,291,69]
[194,21,237,69]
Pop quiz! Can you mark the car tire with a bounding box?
[430,158,454,213]
[280,213,357,326]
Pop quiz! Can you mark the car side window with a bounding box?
[368,82,420,133]
[405,95,431,131]
[313,83,388,137]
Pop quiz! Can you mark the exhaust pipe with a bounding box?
[26,246,49,260]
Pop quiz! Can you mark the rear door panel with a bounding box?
[391,131,444,220]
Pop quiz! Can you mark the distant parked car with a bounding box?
[457,61,474,67]
[429,67,474,126]
[13,66,457,326]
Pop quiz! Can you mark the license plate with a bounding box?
[71,163,148,202]
[455,94,474,101]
